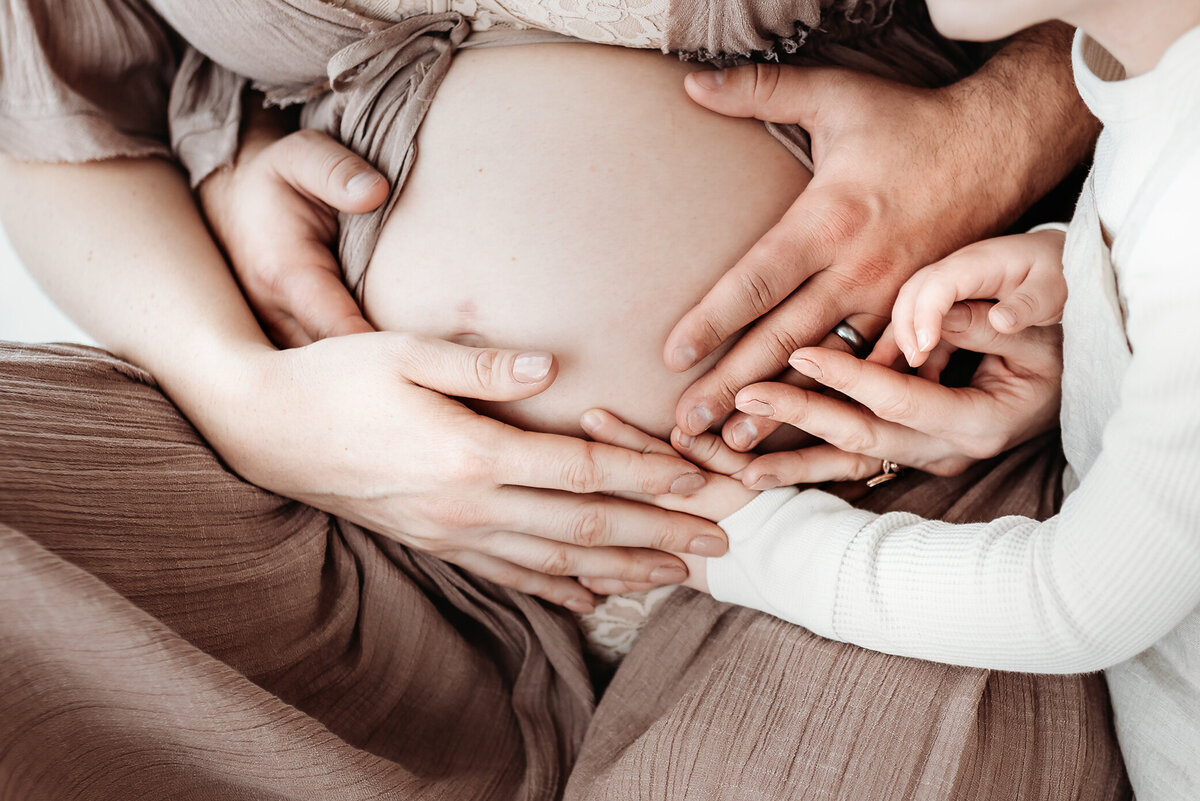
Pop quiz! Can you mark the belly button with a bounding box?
[449,331,487,348]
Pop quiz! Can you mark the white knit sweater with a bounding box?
[710,28,1200,798]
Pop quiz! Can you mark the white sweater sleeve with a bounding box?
[710,174,1200,675]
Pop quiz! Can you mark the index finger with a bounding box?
[672,269,864,435]
[785,345,983,443]
[663,189,834,372]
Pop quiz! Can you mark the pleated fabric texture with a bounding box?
[2,0,973,299]
[0,344,1130,800]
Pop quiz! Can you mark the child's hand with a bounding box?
[578,409,763,595]
[886,230,1067,368]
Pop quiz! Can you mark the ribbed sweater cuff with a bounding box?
[709,488,876,638]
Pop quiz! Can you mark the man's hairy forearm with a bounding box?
[945,22,1098,230]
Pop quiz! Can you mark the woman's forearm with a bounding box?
[0,155,273,413]
[0,154,727,608]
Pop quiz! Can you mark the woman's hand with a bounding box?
[731,301,1063,487]
[211,334,729,613]
[199,121,389,347]
[665,24,1093,443]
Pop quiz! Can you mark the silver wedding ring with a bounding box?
[833,320,871,359]
[866,459,903,488]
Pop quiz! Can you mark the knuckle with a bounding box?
[928,459,969,477]
[416,496,481,531]
[562,444,604,494]
[567,501,609,548]
[874,386,918,422]
[538,546,575,577]
[839,459,869,482]
[470,348,502,389]
[957,432,1005,461]
[692,435,723,464]
[435,446,488,486]
[489,563,523,589]
[696,315,726,350]
[651,523,686,552]
[840,424,878,455]
[750,63,784,108]
[1011,291,1040,318]
[319,149,361,189]
[817,195,872,245]
[738,269,779,317]
[251,255,290,294]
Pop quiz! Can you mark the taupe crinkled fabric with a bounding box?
[0,344,1131,799]
[0,0,971,296]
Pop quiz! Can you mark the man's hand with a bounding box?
[731,301,1063,487]
[199,121,389,347]
[666,24,1093,443]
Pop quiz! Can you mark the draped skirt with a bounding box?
[0,344,1129,800]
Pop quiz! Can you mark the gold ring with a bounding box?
[866,459,902,488]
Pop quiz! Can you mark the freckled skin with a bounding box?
[363,44,810,438]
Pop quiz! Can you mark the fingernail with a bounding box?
[789,356,822,378]
[688,535,727,557]
[564,598,594,614]
[580,410,603,433]
[675,432,696,449]
[994,307,1018,330]
[513,352,552,383]
[916,329,933,353]
[687,405,714,434]
[736,399,774,417]
[649,565,689,584]
[670,344,698,370]
[728,419,757,450]
[690,70,726,90]
[670,473,706,495]
[345,171,382,198]
[750,474,780,490]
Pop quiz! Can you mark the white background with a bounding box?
[0,225,94,345]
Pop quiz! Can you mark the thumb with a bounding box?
[269,131,389,214]
[683,64,826,128]
[940,301,1042,359]
[989,287,1066,334]
[387,333,560,401]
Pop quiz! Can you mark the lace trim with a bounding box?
[575,585,678,665]
[345,0,668,49]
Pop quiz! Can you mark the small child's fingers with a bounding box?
[908,272,971,366]
[888,275,926,367]
[580,408,676,458]
[939,300,1046,360]
[672,428,756,476]
[989,282,1066,333]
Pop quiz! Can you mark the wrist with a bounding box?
[938,22,1098,233]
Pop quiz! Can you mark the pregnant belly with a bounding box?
[363,42,811,438]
